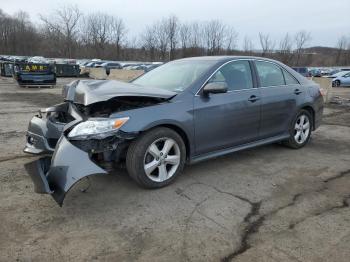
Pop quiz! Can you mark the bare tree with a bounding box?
[203,20,227,55]
[278,33,293,64]
[154,22,169,60]
[1,7,347,66]
[188,22,204,56]
[179,23,190,57]
[335,36,348,65]
[258,33,275,56]
[40,5,81,57]
[164,15,179,60]
[0,9,39,55]
[141,25,158,61]
[242,36,254,54]
[84,13,111,55]
[110,17,126,59]
[225,27,238,53]
[294,30,311,65]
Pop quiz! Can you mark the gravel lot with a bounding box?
[0,77,349,262]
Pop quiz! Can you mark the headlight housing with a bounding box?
[68,117,129,140]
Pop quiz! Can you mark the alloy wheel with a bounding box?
[143,137,181,182]
[294,114,310,144]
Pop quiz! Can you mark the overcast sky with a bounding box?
[2,0,349,48]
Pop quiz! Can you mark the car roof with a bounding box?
[176,56,288,65]
[178,55,276,61]
[333,70,350,77]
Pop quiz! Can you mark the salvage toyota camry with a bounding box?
[24,56,324,206]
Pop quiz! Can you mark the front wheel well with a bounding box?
[300,106,315,130]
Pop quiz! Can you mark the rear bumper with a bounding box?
[314,96,324,130]
[24,136,107,206]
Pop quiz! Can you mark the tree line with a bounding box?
[1,5,349,66]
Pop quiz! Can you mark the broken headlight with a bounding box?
[68,117,129,140]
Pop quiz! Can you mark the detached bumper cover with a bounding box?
[24,136,107,206]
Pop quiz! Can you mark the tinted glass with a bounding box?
[209,60,253,91]
[256,61,285,87]
[133,60,216,92]
[283,70,299,85]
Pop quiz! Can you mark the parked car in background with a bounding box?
[327,70,350,78]
[27,56,48,64]
[292,67,311,77]
[54,63,80,77]
[24,56,323,206]
[326,69,342,77]
[97,62,122,75]
[86,61,105,68]
[332,71,350,87]
[309,68,322,77]
[320,68,331,76]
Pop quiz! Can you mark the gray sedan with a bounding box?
[24,56,324,206]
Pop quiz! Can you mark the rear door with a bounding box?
[254,60,303,139]
[194,60,261,155]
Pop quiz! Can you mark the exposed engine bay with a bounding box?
[75,96,167,117]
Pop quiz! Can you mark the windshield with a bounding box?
[132,60,216,92]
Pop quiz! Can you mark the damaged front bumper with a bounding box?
[24,136,108,206]
[24,102,75,155]
[24,102,138,206]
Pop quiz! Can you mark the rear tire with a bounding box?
[283,110,313,149]
[334,80,341,87]
[126,127,186,188]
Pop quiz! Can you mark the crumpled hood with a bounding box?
[63,80,176,106]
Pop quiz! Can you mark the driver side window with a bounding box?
[209,60,253,91]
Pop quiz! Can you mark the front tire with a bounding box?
[126,127,186,188]
[284,110,312,149]
[334,80,341,87]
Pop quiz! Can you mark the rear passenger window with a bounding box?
[283,70,299,85]
[209,60,253,91]
[255,61,285,87]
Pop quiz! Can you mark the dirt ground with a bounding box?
[0,77,349,262]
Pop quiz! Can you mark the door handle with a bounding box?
[248,95,260,102]
[294,89,302,95]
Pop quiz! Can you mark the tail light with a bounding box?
[319,88,326,96]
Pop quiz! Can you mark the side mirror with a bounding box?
[203,82,228,96]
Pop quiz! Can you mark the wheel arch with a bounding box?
[300,105,316,130]
[143,123,192,160]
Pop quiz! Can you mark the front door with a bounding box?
[194,60,261,156]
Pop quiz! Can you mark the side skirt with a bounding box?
[189,134,290,164]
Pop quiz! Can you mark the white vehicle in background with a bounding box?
[27,56,49,64]
[332,71,350,87]
[328,70,349,78]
